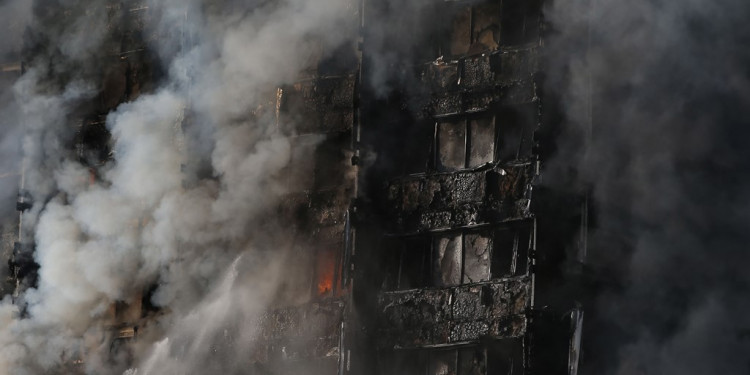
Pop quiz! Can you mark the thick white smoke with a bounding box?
[0,0,357,374]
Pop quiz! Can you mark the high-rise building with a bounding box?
[7,1,586,374]
[354,1,585,374]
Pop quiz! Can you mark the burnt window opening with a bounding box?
[312,241,346,299]
[381,237,432,290]
[447,6,472,59]
[373,1,450,64]
[312,133,351,191]
[75,117,112,166]
[487,339,525,375]
[113,298,142,324]
[382,350,427,375]
[495,104,537,163]
[437,119,467,171]
[401,119,435,175]
[265,358,339,375]
[9,242,39,289]
[109,335,135,366]
[528,309,581,375]
[275,243,315,305]
[500,0,542,46]
[277,83,318,136]
[277,76,355,136]
[441,2,501,59]
[384,342,520,375]
[458,347,487,375]
[434,233,463,286]
[141,283,161,317]
[430,349,458,375]
[273,239,346,305]
[434,104,538,172]
[436,115,496,172]
[383,223,531,291]
[373,1,503,65]
[317,43,360,76]
[491,225,531,279]
[281,134,319,192]
[463,233,491,284]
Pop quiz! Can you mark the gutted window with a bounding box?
[435,104,538,171]
[459,347,487,375]
[495,104,537,162]
[313,242,345,299]
[436,115,496,171]
[282,135,320,191]
[384,342,521,375]
[491,225,531,278]
[385,350,428,375]
[401,120,435,175]
[441,2,501,59]
[448,7,472,57]
[471,3,501,53]
[437,120,467,171]
[487,339,525,375]
[500,0,542,46]
[384,237,432,290]
[463,233,491,284]
[468,117,496,167]
[272,238,346,304]
[313,133,349,190]
[383,222,531,291]
[430,350,458,375]
[275,243,314,304]
[434,234,463,286]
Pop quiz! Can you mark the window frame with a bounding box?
[434,113,499,172]
[384,220,533,291]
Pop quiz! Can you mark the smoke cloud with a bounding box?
[545,0,750,373]
[6,0,749,373]
[0,0,356,374]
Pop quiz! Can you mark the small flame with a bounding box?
[316,248,337,296]
[317,272,333,295]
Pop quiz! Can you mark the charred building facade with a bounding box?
[5,0,586,374]
[354,1,585,375]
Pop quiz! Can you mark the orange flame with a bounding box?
[316,248,337,296]
[317,271,333,295]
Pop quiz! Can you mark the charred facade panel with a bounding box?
[383,164,533,234]
[377,279,530,348]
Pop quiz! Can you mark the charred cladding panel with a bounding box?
[252,300,346,366]
[377,280,530,348]
[278,76,356,136]
[384,165,533,234]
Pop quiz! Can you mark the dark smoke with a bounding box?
[545,0,750,373]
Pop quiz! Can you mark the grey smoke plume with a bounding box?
[0,0,356,374]
[0,0,32,296]
[545,0,750,373]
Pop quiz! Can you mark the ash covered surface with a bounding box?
[377,278,529,348]
[384,164,533,233]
